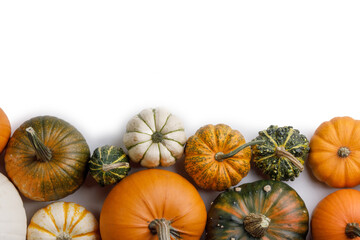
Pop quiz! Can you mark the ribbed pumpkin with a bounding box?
[311,189,360,240]
[100,169,207,240]
[251,125,310,181]
[89,145,131,186]
[5,116,90,201]
[184,124,262,191]
[27,201,100,240]
[123,108,186,168]
[308,116,360,188]
[206,180,309,240]
[0,108,11,153]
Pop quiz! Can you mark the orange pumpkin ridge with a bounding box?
[312,189,360,240]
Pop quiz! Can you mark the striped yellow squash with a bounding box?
[27,202,100,240]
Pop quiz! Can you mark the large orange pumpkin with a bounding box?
[100,169,207,240]
[0,108,11,153]
[312,189,360,240]
[308,116,360,188]
[184,124,262,191]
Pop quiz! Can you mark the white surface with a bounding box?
[1,1,360,239]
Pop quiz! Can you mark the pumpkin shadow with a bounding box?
[173,154,204,191]
[173,154,191,181]
[91,121,145,174]
[0,150,46,225]
[249,155,330,188]
[174,154,224,212]
[304,157,333,189]
[250,160,272,180]
[0,151,6,176]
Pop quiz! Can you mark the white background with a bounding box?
[1,1,360,239]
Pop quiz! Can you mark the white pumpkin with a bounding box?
[0,172,27,240]
[123,108,186,168]
[27,202,100,240]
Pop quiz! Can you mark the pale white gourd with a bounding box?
[0,172,27,240]
[123,108,186,168]
[27,202,100,240]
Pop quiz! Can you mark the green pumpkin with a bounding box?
[206,180,309,240]
[251,125,309,181]
[89,145,131,186]
[4,115,90,201]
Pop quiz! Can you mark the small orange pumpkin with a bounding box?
[311,189,360,240]
[100,169,207,240]
[308,116,360,188]
[184,124,262,191]
[0,108,11,153]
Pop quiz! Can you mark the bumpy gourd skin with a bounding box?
[251,125,310,181]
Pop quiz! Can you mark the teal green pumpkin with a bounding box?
[89,145,131,186]
[206,180,309,240]
[251,125,309,181]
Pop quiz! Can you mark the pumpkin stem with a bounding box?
[338,147,351,158]
[275,146,304,171]
[152,132,164,143]
[148,218,182,240]
[346,223,360,238]
[243,213,271,238]
[215,140,265,161]
[56,232,72,240]
[26,127,52,162]
[102,162,130,172]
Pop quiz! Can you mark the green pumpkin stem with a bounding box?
[148,218,181,240]
[346,223,360,239]
[152,132,164,143]
[243,213,271,238]
[215,140,265,161]
[276,146,304,171]
[26,127,52,162]
[338,147,351,158]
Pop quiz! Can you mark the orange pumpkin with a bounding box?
[184,124,262,191]
[0,108,11,153]
[311,189,360,240]
[308,116,360,188]
[100,169,207,240]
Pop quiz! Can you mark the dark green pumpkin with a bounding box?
[89,145,131,186]
[251,125,309,181]
[206,180,309,240]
